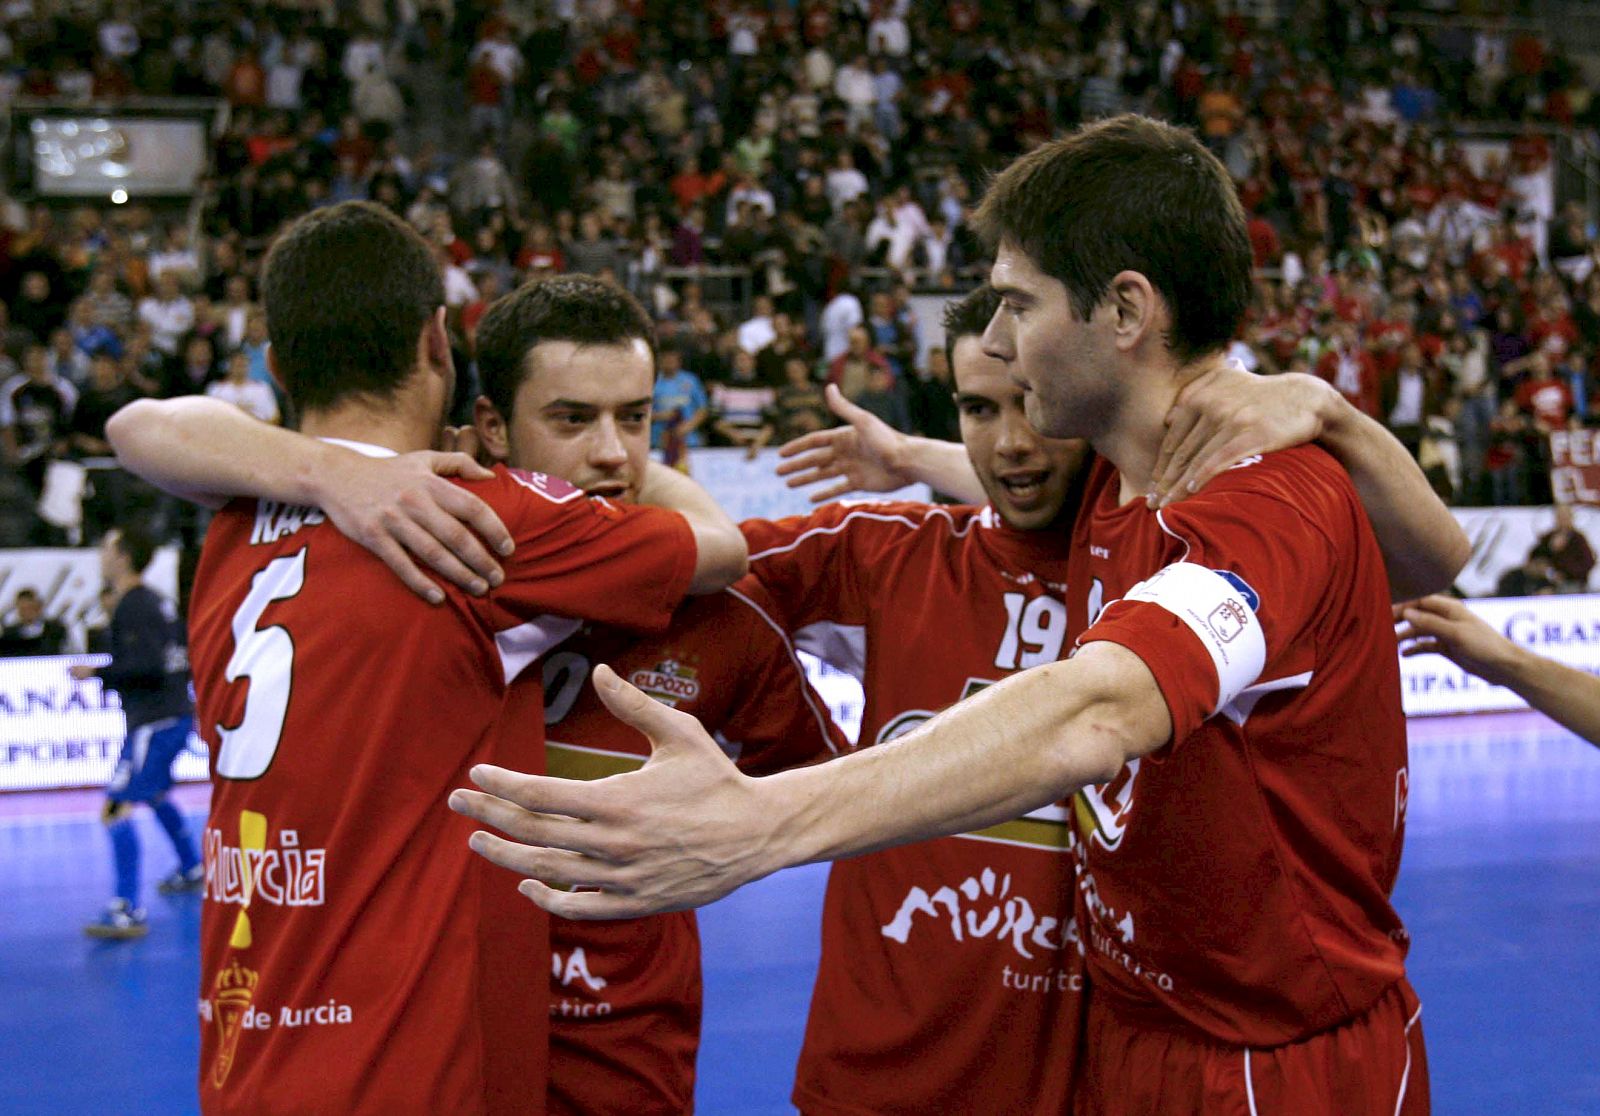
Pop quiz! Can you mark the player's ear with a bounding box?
[474,395,511,462]
[422,305,451,377]
[1107,270,1162,353]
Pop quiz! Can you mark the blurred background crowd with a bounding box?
[0,0,1597,564]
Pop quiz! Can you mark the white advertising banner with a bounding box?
[685,447,932,522]
[1400,593,1600,717]
[805,593,1600,729]
[0,653,207,792]
[0,546,180,648]
[1451,506,1600,598]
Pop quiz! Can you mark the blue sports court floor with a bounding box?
[3,710,1598,1114]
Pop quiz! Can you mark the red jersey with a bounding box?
[189,458,697,1116]
[1316,346,1382,418]
[1515,376,1574,428]
[746,502,1084,1116]
[541,578,843,1115]
[1067,448,1410,1048]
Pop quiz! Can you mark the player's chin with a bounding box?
[993,494,1066,532]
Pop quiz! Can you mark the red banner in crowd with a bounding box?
[1550,429,1600,505]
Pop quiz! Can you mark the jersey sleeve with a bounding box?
[470,467,698,637]
[742,500,933,632]
[1078,455,1347,747]
[717,579,847,775]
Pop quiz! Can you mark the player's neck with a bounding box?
[297,396,442,457]
[108,572,141,600]
[1098,352,1229,506]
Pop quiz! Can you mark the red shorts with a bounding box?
[548,1010,698,1116]
[1075,979,1428,1116]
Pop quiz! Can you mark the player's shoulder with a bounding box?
[115,583,157,617]
[201,496,334,559]
[469,465,587,508]
[662,575,788,641]
[459,465,644,529]
[748,499,983,552]
[1187,444,1355,510]
[1159,445,1358,552]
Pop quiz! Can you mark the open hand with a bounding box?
[448,664,776,918]
[1149,368,1337,507]
[1394,595,1520,687]
[775,384,912,502]
[320,451,513,605]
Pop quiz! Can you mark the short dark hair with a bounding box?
[942,285,1003,368]
[259,201,443,414]
[111,525,157,573]
[475,275,655,418]
[971,114,1252,362]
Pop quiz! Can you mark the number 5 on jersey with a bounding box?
[215,549,307,780]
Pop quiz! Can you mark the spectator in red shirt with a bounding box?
[1514,351,1575,430]
[1246,211,1280,267]
[1317,320,1382,418]
[515,224,566,275]
[1484,218,1535,284]
[1528,296,1579,354]
[1366,301,1416,379]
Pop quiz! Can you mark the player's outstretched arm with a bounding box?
[1397,595,1600,747]
[776,384,984,503]
[106,397,513,604]
[1148,366,1470,601]
[448,643,1170,919]
[636,462,748,593]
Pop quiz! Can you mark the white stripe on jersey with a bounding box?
[724,585,840,754]
[496,616,583,684]
[1394,1001,1423,1116]
[1219,671,1315,727]
[794,620,867,684]
[748,505,978,563]
[1244,1048,1260,1116]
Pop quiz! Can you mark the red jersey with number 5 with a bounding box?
[1067,447,1411,1047]
[188,454,697,1116]
[541,576,844,1116]
[744,501,1084,1116]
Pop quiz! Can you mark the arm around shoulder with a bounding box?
[107,396,338,509]
[1316,388,1471,600]
[637,462,748,594]
[762,640,1172,869]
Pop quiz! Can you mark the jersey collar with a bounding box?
[318,437,399,459]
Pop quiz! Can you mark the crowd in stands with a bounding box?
[0,0,1597,556]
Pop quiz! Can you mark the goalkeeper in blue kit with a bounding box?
[75,527,202,940]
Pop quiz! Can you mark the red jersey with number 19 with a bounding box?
[1067,447,1412,1050]
[744,501,1084,1116]
[188,457,697,1116]
[541,576,845,1116]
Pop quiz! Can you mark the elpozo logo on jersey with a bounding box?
[629,659,700,706]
